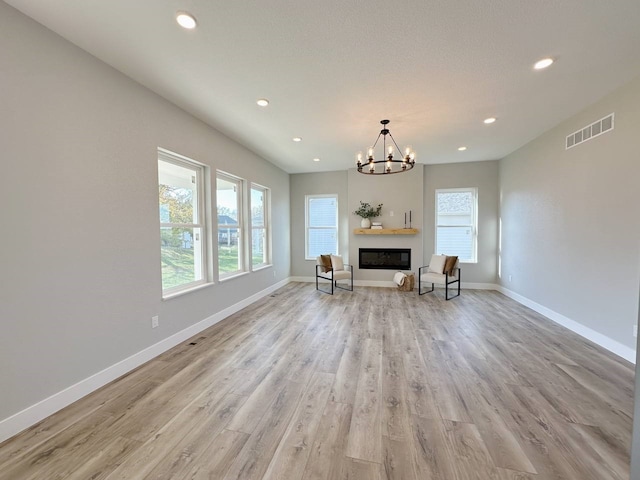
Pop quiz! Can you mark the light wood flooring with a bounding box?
[0,284,635,479]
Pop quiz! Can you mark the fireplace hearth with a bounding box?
[359,248,411,270]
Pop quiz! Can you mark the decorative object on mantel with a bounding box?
[356,119,416,175]
[354,201,383,228]
[404,211,412,228]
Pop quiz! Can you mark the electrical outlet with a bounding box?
[508,274,512,282]
[273,270,276,277]
[634,325,637,338]
[152,316,159,329]
[390,211,394,216]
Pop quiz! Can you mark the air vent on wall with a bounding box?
[566,113,614,149]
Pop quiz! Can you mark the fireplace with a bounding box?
[359,248,411,270]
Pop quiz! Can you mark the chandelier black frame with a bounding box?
[356,119,416,175]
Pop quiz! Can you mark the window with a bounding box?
[217,172,244,278]
[305,194,338,259]
[250,184,270,269]
[435,188,477,262]
[158,150,208,295]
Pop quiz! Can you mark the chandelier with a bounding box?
[356,119,416,175]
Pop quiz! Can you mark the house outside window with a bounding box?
[305,194,338,259]
[435,188,478,263]
[250,184,270,269]
[217,172,244,278]
[158,150,209,295]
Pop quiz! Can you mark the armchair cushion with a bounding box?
[330,254,344,271]
[444,256,458,276]
[319,254,332,273]
[427,254,447,274]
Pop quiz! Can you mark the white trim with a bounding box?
[162,281,214,300]
[292,276,497,291]
[497,286,636,364]
[305,194,339,259]
[0,278,290,444]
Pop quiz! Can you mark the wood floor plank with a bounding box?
[262,372,334,480]
[382,436,417,480]
[345,338,383,463]
[0,285,633,480]
[139,393,247,479]
[183,429,250,480]
[222,380,306,480]
[103,387,245,479]
[381,355,412,441]
[301,401,353,480]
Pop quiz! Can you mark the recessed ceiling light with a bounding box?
[293,137,302,142]
[483,117,497,124]
[458,146,467,151]
[313,158,320,162]
[256,98,269,107]
[176,12,197,29]
[534,58,554,70]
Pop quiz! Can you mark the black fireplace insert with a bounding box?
[359,248,411,270]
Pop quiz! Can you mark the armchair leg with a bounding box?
[315,276,334,295]
[445,278,461,300]
[419,283,435,295]
[335,279,353,292]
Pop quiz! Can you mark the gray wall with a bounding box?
[348,165,425,282]
[289,171,349,277]
[499,75,640,350]
[0,3,290,422]
[423,161,500,284]
[290,163,499,285]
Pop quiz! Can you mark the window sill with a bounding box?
[251,264,273,272]
[162,281,214,301]
[219,271,250,283]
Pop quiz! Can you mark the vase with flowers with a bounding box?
[354,201,383,228]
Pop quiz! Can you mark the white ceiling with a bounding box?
[6,0,640,173]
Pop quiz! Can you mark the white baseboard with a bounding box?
[291,276,497,291]
[497,286,636,364]
[0,278,291,444]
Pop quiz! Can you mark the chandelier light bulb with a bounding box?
[356,120,415,175]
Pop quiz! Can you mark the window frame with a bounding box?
[216,171,246,280]
[435,187,478,263]
[250,183,271,270]
[158,148,211,298]
[305,194,339,260]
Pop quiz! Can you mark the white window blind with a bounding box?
[306,195,338,259]
[435,188,477,262]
